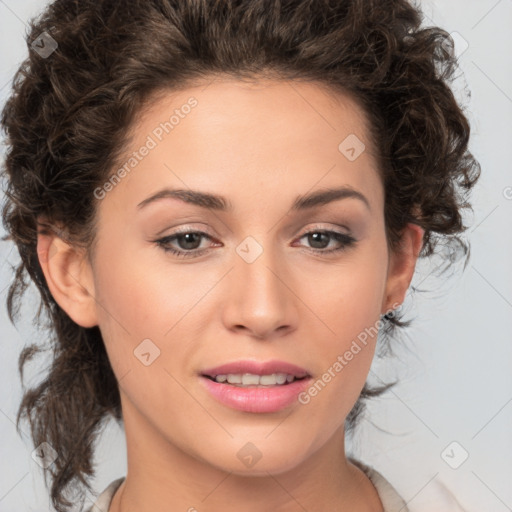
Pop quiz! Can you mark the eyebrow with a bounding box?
[136,185,371,212]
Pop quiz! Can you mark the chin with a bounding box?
[204,441,313,477]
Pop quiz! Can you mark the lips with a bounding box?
[199,359,312,413]
[200,359,311,379]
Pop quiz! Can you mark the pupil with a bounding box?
[309,232,328,249]
[179,233,201,250]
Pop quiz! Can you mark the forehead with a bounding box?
[133,77,374,147]
[104,77,382,214]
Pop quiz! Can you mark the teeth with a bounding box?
[279,374,290,384]
[226,374,242,384]
[214,373,298,386]
[241,374,260,385]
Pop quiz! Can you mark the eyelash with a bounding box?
[154,228,357,259]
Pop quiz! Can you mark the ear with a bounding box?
[381,223,424,314]
[36,220,98,328]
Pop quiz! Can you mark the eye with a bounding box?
[295,229,357,255]
[154,227,357,259]
[155,230,216,259]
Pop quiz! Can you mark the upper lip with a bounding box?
[200,360,310,379]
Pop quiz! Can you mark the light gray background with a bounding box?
[1,1,511,511]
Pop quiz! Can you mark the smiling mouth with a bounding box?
[202,373,308,387]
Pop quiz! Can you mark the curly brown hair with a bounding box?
[1,0,480,510]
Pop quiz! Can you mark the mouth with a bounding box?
[200,359,311,384]
[198,360,312,413]
[201,373,309,387]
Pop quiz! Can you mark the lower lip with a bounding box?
[199,376,311,413]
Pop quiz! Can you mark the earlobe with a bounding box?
[36,224,98,328]
[382,223,425,314]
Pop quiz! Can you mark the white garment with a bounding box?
[349,457,410,511]
[86,477,124,512]
[349,458,470,512]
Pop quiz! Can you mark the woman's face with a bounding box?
[47,78,421,476]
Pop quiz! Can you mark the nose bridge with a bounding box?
[224,233,296,337]
[235,233,286,304]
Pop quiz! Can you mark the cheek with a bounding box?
[91,258,196,423]
[93,248,200,334]
[306,253,387,342]
[297,248,387,402]
[91,246,217,381]
[297,272,384,431]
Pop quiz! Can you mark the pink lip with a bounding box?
[199,359,312,413]
[200,359,310,379]
[199,375,312,413]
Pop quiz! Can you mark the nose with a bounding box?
[221,237,299,340]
